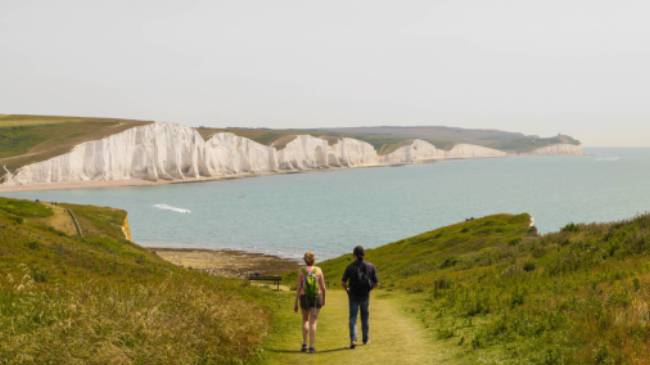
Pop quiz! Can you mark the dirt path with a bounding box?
[263,290,453,365]
[40,203,78,236]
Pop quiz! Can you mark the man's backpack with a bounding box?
[302,267,319,300]
[349,262,372,296]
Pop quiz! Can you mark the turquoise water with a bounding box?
[3,148,650,259]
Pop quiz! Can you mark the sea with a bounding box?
[2,148,649,260]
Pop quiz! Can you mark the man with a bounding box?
[341,245,378,349]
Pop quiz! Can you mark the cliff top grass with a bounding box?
[196,125,580,155]
[0,115,151,172]
[195,127,341,148]
[0,197,283,364]
[307,213,650,364]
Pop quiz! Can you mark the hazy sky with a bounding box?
[1,0,649,146]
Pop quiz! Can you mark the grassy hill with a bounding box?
[313,214,650,365]
[0,115,151,172]
[0,197,283,364]
[323,126,580,153]
[198,126,580,154]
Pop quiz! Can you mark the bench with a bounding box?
[247,274,282,291]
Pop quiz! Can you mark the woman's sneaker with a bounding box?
[350,342,356,349]
[300,344,307,352]
[308,347,316,353]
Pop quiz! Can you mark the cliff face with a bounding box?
[122,214,132,241]
[1,122,583,186]
[528,144,584,156]
[275,135,378,170]
[380,140,508,164]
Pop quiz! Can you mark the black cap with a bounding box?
[353,245,365,259]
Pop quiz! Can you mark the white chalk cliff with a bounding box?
[378,140,508,164]
[527,143,584,156]
[0,122,583,186]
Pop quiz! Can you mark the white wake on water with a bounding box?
[153,204,191,214]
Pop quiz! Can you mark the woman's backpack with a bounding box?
[302,267,319,299]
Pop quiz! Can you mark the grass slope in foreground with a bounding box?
[316,214,650,365]
[0,197,284,364]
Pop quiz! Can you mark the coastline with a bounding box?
[0,162,396,193]
[151,247,299,278]
[0,152,581,193]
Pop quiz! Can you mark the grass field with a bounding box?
[0,115,150,172]
[0,196,287,364]
[301,214,650,365]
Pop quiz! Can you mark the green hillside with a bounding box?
[0,197,282,364]
[199,126,580,154]
[314,214,650,364]
[322,126,581,153]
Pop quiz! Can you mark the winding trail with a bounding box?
[264,290,452,365]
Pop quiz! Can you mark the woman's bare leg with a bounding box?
[309,308,320,348]
[301,309,310,346]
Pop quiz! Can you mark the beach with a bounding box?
[152,247,298,278]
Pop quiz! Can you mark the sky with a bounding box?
[1,0,649,146]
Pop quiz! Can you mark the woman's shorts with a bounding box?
[300,295,322,310]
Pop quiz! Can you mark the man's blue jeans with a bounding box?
[348,296,369,342]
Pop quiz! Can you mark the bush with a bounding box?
[523,261,536,272]
[562,223,580,233]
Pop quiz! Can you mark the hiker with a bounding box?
[341,245,378,349]
[294,251,326,353]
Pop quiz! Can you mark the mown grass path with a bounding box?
[263,290,452,365]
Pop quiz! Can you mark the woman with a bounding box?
[294,251,326,353]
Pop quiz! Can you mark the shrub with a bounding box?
[523,260,536,272]
[562,223,580,233]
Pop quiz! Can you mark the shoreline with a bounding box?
[0,152,584,193]
[0,162,410,193]
[151,246,299,278]
[0,166,368,193]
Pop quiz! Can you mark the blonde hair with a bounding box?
[303,251,315,266]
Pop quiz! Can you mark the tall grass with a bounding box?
[0,197,279,364]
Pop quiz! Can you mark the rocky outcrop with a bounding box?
[446,144,508,159]
[0,122,583,187]
[528,144,584,156]
[122,214,132,241]
[381,139,445,164]
[276,135,378,170]
[380,140,507,164]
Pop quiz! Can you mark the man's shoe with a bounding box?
[363,339,370,345]
[350,342,356,349]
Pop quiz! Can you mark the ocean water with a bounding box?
[3,148,650,260]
